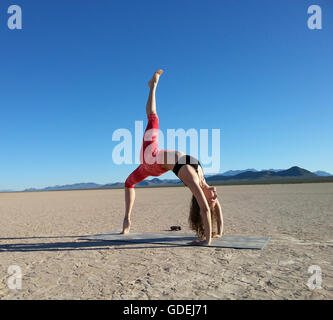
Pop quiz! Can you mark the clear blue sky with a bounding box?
[0,0,332,190]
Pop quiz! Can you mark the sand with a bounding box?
[0,183,332,300]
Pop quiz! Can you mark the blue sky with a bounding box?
[0,0,332,190]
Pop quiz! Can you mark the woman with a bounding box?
[122,70,223,245]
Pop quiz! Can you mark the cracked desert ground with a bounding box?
[0,183,332,299]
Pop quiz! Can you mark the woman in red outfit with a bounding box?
[122,70,223,245]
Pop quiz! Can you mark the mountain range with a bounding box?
[14,166,332,192]
[312,171,333,177]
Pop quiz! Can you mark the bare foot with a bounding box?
[148,70,163,88]
[121,219,131,234]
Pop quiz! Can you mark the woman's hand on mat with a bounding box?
[189,239,211,246]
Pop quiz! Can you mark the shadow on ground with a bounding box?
[0,235,192,253]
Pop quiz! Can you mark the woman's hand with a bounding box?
[212,232,222,238]
[189,239,211,246]
[189,232,222,245]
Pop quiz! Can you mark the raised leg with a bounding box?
[146,70,163,116]
[121,70,163,235]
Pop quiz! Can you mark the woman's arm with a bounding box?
[215,199,224,236]
[188,182,212,245]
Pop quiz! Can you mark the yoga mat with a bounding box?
[80,232,269,249]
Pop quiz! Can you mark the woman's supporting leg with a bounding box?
[122,165,150,234]
[146,70,163,116]
[121,187,135,234]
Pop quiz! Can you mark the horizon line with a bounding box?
[1,166,332,192]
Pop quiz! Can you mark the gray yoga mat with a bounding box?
[80,232,269,249]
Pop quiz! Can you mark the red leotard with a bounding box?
[125,113,169,188]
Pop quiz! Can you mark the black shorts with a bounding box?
[172,155,201,178]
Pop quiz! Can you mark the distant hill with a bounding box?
[219,168,295,176]
[22,179,181,191]
[220,169,258,176]
[138,178,180,186]
[24,183,103,192]
[313,171,332,177]
[100,182,124,189]
[44,183,101,191]
[18,166,333,192]
[206,166,317,182]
